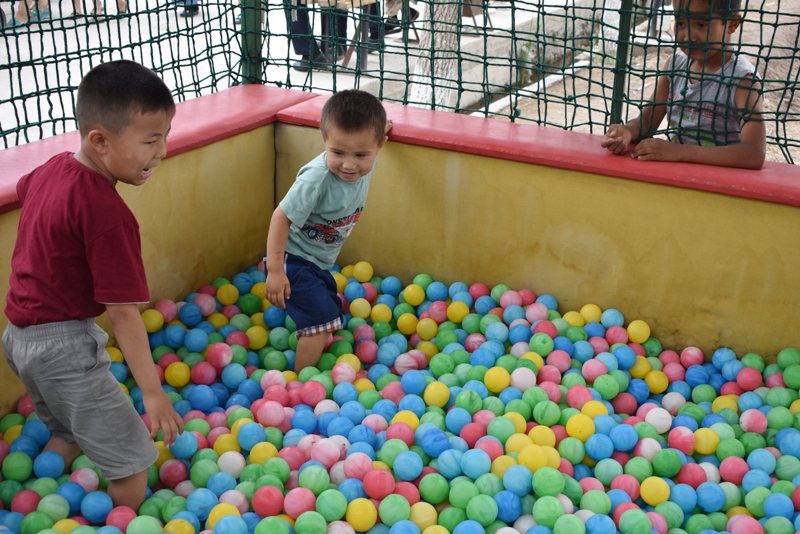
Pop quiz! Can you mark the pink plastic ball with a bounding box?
[538,381,562,403]
[500,291,523,309]
[386,422,415,446]
[633,437,661,462]
[537,366,561,385]
[566,385,593,410]
[363,283,378,303]
[332,363,357,385]
[183,409,204,422]
[10,490,40,514]
[582,360,608,383]
[765,373,786,388]
[663,362,686,383]
[588,336,610,355]
[408,350,429,369]
[719,456,749,485]
[720,382,745,396]
[175,480,196,498]
[610,474,641,500]
[558,458,574,476]
[311,438,341,469]
[525,303,549,323]
[579,477,604,493]
[532,321,557,338]
[354,324,376,342]
[475,438,504,461]
[256,401,285,427]
[519,289,537,306]
[740,409,768,434]
[263,385,290,406]
[647,511,668,534]
[381,382,405,405]
[393,481,420,506]
[363,469,396,500]
[190,361,217,386]
[298,435,324,459]
[198,284,217,295]
[736,367,763,391]
[668,427,696,455]
[469,283,491,301]
[557,493,574,514]
[155,299,179,322]
[728,515,764,534]
[344,452,375,480]
[394,353,419,375]
[628,343,646,356]
[207,411,229,429]
[300,381,327,407]
[70,467,100,493]
[314,400,340,418]
[226,331,250,348]
[106,506,138,532]
[676,463,707,488]
[605,326,628,345]
[356,340,379,364]
[473,410,496,428]
[329,461,346,485]
[207,428,230,447]
[658,350,680,366]
[611,451,631,468]
[428,301,449,324]
[328,521,357,534]
[261,369,288,389]
[193,293,217,316]
[680,347,704,368]
[611,393,638,415]
[460,423,487,448]
[362,414,389,434]
[545,351,571,374]
[328,436,350,461]
[465,333,487,353]
[219,489,250,514]
[510,368,537,391]
[207,343,233,369]
[279,446,306,471]
[661,392,687,416]
[16,396,34,418]
[283,487,317,518]
[159,459,190,488]
[221,304,241,320]
[644,407,672,434]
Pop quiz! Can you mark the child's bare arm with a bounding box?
[603,57,672,154]
[632,77,766,169]
[265,207,292,308]
[106,304,184,445]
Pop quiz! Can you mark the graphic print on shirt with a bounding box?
[301,207,363,246]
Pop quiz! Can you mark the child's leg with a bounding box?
[44,436,82,468]
[106,468,149,509]
[295,331,330,372]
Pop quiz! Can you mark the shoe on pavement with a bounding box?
[292,52,331,72]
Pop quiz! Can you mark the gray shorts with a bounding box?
[2,319,158,480]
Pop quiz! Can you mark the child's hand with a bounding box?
[143,389,184,445]
[630,138,681,162]
[602,125,633,154]
[266,272,291,308]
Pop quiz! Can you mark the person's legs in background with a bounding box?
[284,0,330,71]
[12,0,49,25]
[181,0,199,17]
[321,7,348,60]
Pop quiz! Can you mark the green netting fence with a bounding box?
[1,0,798,163]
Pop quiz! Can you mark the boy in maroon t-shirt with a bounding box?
[2,60,184,510]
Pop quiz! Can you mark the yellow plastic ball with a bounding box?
[165,362,191,388]
[397,313,419,336]
[3,425,23,445]
[416,318,438,341]
[491,455,518,478]
[447,302,470,324]
[373,460,391,471]
[629,356,652,379]
[142,309,164,333]
[163,518,196,534]
[246,326,268,350]
[484,367,511,394]
[333,273,349,293]
[370,304,393,324]
[52,519,82,533]
[261,298,270,312]
[409,502,438,531]
[403,284,426,306]
[392,410,420,430]
[423,526,450,534]
[352,261,374,283]
[337,354,362,373]
[354,378,376,394]
[207,503,241,529]
[346,498,378,531]
[277,514,295,527]
[566,413,595,443]
[582,400,609,418]
[694,428,720,455]
[250,282,266,298]
[521,352,545,370]
[120,383,129,395]
[423,382,450,408]
[580,304,602,324]
[504,433,533,454]
[542,446,561,469]
[207,313,229,330]
[155,441,174,468]
[504,413,527,435]
[416,342,438,360]
[640,476,670,506]
[726,506,753,518]
[583,456,598,468]
[283,370,299,383]
[645,370,669,394]
[230,418,254,437]
[166,319,186,328]
[251,312,266,329]
[562,311,585,327]
[627,320,651,344]
[791,399,800,415]
[213,433,241,456]
[340,265,355,279]
[518,444,547,473]
[249,441,278,464]
[712,395,739,414]
[349,298,372,319]
[528,425,556,448]
[217,284,240,306]
[106,347,124,363]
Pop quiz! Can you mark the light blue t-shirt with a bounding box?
[279,152,374,270]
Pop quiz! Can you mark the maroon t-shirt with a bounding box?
[5,152,150,327]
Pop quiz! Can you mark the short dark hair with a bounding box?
[76,60,175,136]
[679,0,741,14]
[320,90,387,143]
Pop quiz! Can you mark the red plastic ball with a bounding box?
[676,463,707,488]
[252,485,284,517]
[736,367,763,391]
[10,490,40,515]
[363,469,396,500]
[106,506,138,532]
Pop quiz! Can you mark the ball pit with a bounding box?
[2,261,800,534]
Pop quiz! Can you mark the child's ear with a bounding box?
[85,127,109,154]
[726,12,742,35]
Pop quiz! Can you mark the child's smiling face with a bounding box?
[675,0,741,65]
[323,124,386,183]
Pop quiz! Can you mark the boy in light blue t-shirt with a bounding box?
[265,90,392,372]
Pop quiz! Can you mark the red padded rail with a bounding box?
[278,95,800,208]
[0,85,318,215]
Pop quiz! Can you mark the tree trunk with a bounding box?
[408,0,461,109]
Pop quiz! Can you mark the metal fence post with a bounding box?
[610,0,634,125]
[241,0,265,84]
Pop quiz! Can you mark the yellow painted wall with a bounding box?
[276,123,800,359]
[0,125,275,416]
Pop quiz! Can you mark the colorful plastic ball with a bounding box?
[80,491,114,524]
[346,498,378,532]
[531,495,565,529]
[284,487,317,519]
[640,477,670,506]
[33,451,65,480]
